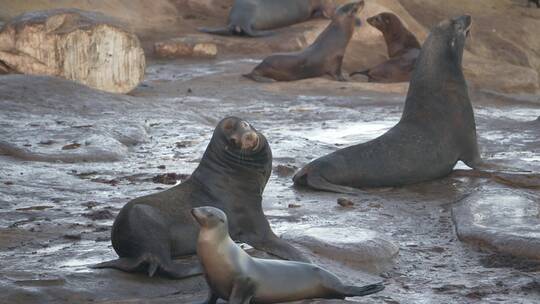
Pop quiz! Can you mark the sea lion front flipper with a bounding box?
[198,27,234,36]
[243,26,275,37]
[228,277,256,304]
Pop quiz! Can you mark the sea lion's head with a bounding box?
[367,12,401,34]
[218,116,263,153]
[334,1,364,28]
[427,15,472,66]
[191,206,228,230]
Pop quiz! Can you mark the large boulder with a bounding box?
[452,186,540,260]
[0,9,145,93]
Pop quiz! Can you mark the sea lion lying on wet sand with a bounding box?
[93,117,306,278]
[198,0,335,37]
[243,1,364,82]
[294,15,479,193]
[350,12,421,83]
[192,206,385,304]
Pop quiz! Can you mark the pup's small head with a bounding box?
[367,12,401,33]
[334,0,364,27]
[191,206,228,229]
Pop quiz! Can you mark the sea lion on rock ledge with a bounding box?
[192,206,385,304]
[243,1,364,82]
[198,0,335,37]
[93,117,306,278]
[294,15,480,193]
[350,12,421,83]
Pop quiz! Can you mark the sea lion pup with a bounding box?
[192,206,385,304]
[93,117,306,278]
[243,1,364,82]
[198,0,335,37]
[294,15,479,193]
[350,12,421,83]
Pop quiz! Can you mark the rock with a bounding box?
[0,9,145,94]
[152,173,189,185]
[274,164,297,177]
[337,197,355,207]
[83,210,115,221]
[154,37,218,58]
[452,187,540,260]
[284,227,399,273]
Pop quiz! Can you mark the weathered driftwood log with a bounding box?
[0,9,145,93]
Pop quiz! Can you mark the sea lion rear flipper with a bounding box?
[198,27,234,36]
[293,168,365,195]
[349,69,370,77]
[242,72,276,83]
[340,282,385,297]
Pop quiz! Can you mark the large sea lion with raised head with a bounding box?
[350,12,421,83]
[294,15,479,193]
[198,0,335,37]
[243,1,364,82]
[192,206,385,303]
[93,117,306,278]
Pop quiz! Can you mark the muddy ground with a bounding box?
[0,57,539,304]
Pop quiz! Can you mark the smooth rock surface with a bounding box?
[0,9,145,93]
[284,227,399,273]
[0,75,148,163]
[452,185,540,260]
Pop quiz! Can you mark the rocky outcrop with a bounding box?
[452,186,540,260]
[284,227,399,273]
[0,9,145,93]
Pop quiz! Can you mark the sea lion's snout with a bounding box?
[241,131,260,151]
[191,208,206,226]
[453,15,472,38]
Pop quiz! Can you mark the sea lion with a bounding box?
[93,117,306,278]
[243,1,364,82]
[198,0,335,37]
[294,15,479,193]
[350,12,421,83]
[528,0,540,8]
[192,206,385,303]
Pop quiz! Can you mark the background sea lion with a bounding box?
[198,0,335,37]
[528,0,540,8]
[192,206,385,304]
[294,15,479,193]
[350,12,421,83]
[93,117,306,278]
[243,1,364,82]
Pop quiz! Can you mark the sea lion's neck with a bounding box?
[402,36,468,122]
[385,25,419,58]
[312,19,354,52]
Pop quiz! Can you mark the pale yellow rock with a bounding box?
[0,9,145,94]
[154,38,218,58]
